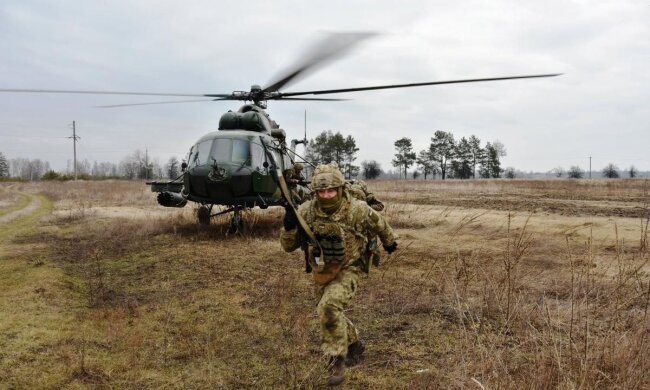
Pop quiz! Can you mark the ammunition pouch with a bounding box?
[311,222,346,265]
[309,221,347,285]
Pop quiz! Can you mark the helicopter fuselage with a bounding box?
[149,104,294,213]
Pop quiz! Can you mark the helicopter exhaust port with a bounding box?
[157,192,188,208]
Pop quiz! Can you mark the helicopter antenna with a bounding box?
[303,110,309,146]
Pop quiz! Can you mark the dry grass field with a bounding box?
[1,179,649,389]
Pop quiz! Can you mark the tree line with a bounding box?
[304,130,359,179]
[551,164,639,179]
[1,139,642,181]
[0,150,182,181]
[392,131,506,179]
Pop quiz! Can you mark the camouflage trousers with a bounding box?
[315,266,362,357]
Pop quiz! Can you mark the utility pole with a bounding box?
[68,121,80,180]
[145,148,149,180]
[589,156,592,179]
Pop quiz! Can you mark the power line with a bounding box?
[0,134,69,139]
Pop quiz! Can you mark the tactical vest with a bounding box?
[305,195,370,284]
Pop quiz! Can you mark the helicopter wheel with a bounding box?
[197,205,212,226]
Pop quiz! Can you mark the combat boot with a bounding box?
[345,341,365,366]
[327,356,345,386]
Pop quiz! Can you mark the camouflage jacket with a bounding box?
[347,181,384,211]
[280,191,396,267]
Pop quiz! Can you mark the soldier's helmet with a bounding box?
[311,163,345,190]
[293,163,304,172]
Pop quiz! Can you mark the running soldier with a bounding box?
[280,163,398,386]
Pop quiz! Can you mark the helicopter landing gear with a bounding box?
[197,205,213,226]
[228,206,244,234]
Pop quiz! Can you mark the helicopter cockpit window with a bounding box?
[190,140,214,166]
[211,138,232,162]
[232,139,250,164]
[187,145,196,166]
[250,142,266,170]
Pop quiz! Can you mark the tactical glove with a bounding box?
[283,204,298,230]
[367,196,385,211]
[383,241,397,254]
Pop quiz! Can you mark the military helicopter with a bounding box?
[0,33,560,231]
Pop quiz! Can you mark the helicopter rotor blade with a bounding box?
[0,87,233,98]
[95,99,222,108]
[278,73,562,97]
[262,32,376,93]
[270,97,348,101]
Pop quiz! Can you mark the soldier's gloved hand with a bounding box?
[367,196,385,211]
[283,204,298,230]
[383,241,397,254]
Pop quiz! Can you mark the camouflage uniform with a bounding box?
[285,163,309,204]
[347,180,384,212]
[347,180,385,267]
[280,165,397,359]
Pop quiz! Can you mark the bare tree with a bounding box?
[166,157,181,179]
[551,166,564,178]
[0,152,9,177]
[602,163,620,178]
[628,165,638,178]
[567,165,584,179]
[504,167,516,179]
[9,158,50,180]
[361,160,382,180]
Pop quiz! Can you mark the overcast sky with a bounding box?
[1,0,648,174]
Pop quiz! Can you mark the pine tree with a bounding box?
[305,130,359,177]
[392,138,416,179]
[468,135,484,179]
[453,137,473,179]
[479,141,505,178]
[416,149,437,179]
[429,131,455,180]
[342,135,359,179]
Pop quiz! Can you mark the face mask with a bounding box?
[317,187,343,214]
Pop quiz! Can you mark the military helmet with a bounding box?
[293,163,304,172]
[311,163,345,190]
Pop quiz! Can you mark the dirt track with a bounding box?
[0,193,41,224]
